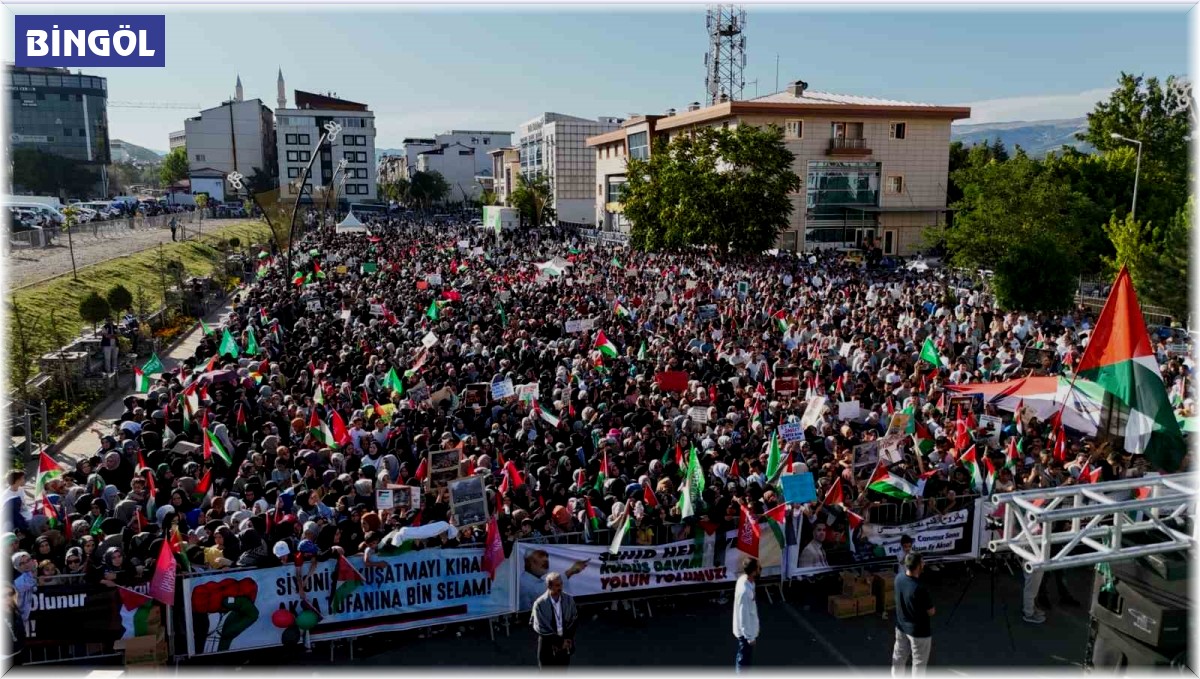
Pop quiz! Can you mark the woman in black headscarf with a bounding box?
[316,524,341,561]
[93,546,136,587]
[235,530,271,568]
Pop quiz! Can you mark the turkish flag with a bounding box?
[735,504,761,558]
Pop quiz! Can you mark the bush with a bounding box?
[78,291,111,331]
[228,237,241,248]
[106,284,133,313]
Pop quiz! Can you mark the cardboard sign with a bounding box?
[428,448,462,488]
[800,397,827,430]
[448,476,489,529]
[688,406,710,423]
[491,378,515,400]
[463,383,491,407]
[779,422,805,442]
[370,304,384,316]
[376,488,394,511]
[697,304,718,321]
[979,414,1003,445]
[307,300,322,312]
[564,318,595,333]
[948,396,977,416]
[516,383,540,403]
[852,440,881,471]
[781,473,817,504]
[837,400,862,421]
[886,411,911,438]
[421,332,439,348]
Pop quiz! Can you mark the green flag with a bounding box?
[199,319,213,336]
[426,300,439,321]
[496,301,507,326]
[218,329,240,358]
[920,337,947,368]
[141,353,165,375]
[383,367,404,395]
[765,431,783,481]
[638,341,647,361]
[244,326,260,356]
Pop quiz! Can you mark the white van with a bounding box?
[1,201,65,227]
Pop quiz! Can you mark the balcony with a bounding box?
[827,137,872,156]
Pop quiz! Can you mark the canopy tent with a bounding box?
[335,211,368,234]
[946,375,1107,436]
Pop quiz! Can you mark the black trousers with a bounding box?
[538,635,571,668]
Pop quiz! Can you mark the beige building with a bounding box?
[586,81,969,254]
[488,146,521,205]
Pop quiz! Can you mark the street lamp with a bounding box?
[322,158,348,229]
[1110,133,1143,221]
[285,120,343,279]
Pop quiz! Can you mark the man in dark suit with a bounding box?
[530,572,578,669]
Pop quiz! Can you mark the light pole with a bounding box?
[228,170,285,258]
[322,158,348,229]
[285,120,343,279]
[1110,133,1143,221]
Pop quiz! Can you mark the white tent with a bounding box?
[335,211,367,234]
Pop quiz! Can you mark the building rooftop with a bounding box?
[293,90,369,112]
[745,88,940,108]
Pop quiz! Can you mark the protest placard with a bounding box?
[306,300,322,312]
[948,395,976,416]
[361,262,378,274]
[800,397,827,429]
[457,239,470,249]
[886,411,912,437]
[516,383,540,402]
[391,486,416,511]
[376,488,394,511]
[1021,347,1056,370]
[688,406,710,423]
[425,273,443,285]
[697,304,718,321]
[491,378,515,400]
[780,473,817,505]
[462,383,490,406]
[448,476,489,529]
[852,440,880,474]
[428,448,462,488]
[878,434,906,465]
[837,399,861,421]
[408,380,431,407]
[779,422,805,442]
[370,304,384,316]
[421,332,439,348]
[979,415,1003,445]
[336,265,348,275]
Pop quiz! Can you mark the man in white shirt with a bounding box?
[733,558,760,672]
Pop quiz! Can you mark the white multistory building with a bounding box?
[274,77,377,203]
[517,113,623,226]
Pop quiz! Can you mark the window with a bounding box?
[606,181,625,204]
[64,129,72,137]
[286,134,298,145]
[195,154,206,161]
[356,152,367,163]
[886,175,904,194]
[299,134,310,145]
[287,151,299,162]
[628,132,649,160]
[344,151,356,162]
[785,119,804,139]
[890,122,907,140]
[288,167,300,178]
[79,129,86,137]
[299,151,310,162]
[831,122,864,139]
[343,136,356,147]
[355,168,368,179]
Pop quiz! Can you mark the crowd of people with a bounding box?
[3,218,1192,643]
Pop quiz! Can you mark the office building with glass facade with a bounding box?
[6,65,111,195]
[619,82,969,254]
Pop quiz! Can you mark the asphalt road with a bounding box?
[238,561,1094,671]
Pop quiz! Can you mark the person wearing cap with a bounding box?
[892,551,934,676]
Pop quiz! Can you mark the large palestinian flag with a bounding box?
[1075,267,1184,471]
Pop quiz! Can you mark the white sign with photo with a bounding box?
[491,379,516,399]
[800,397,827,430]
[422,331,439,348]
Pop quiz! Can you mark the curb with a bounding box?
[47,292,236,457]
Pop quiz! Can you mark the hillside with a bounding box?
[111,139,164,164]
[951,117,1092,158]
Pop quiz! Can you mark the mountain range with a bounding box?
[950,116,1091,158]
[112,139,166,164]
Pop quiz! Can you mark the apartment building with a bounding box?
[586,115,661,232]
[488,146,520,205]
[517,113,623,226]
[182,79,277,196]
[275,89,377,203]
[588,82,969,254]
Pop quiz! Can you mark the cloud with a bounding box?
[954,87,1114,125]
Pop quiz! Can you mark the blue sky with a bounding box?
[5,5,1191,152]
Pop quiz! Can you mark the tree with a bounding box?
[509,172,553,227]
[12,149,97,198]
[62,205,79,280]
[79,291,111,333]
[160,147,189,186]
[246,166,276,195]
[622,124,801,253]
[106,284,133,314]
[8,297,43,402]
[990,232,1078,312]
[480,190,499,207]
[408,171,450,209]
[1105,198,1191,321]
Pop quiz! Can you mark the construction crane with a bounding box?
[109,101,200,110]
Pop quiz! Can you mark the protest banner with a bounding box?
[786,499,982,578]
[448,476,489,529]
[490,378,515,400]
[800,397,827,430]
[515,383,540,403]
[26,581,147,646]
[180,549,515,656]
[513,531,764,612]
[369,304,384,316]
[778,422,805,442]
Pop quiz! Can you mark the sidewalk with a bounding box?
[49,298,238,472]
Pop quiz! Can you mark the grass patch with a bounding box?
[7,221,273,392]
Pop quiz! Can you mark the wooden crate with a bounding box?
[854,594,878,616]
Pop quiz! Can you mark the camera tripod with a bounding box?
[941,547,1018,627]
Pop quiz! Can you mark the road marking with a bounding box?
[781,600,858,671]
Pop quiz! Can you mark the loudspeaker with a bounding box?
[1092,562,1189,651]
[1090,619,1185,670]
